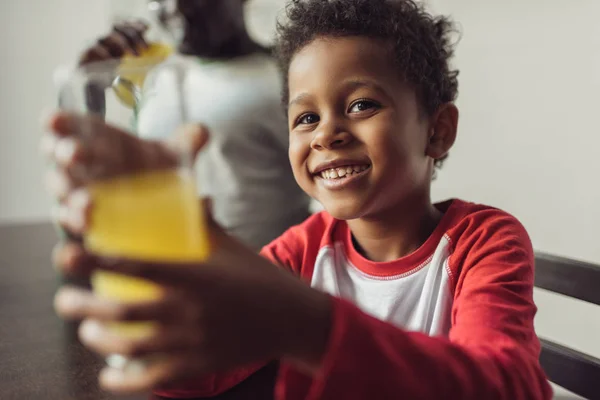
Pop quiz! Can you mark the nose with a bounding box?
[310,119,353,151]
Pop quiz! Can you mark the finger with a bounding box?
[202,197,213,216]
[45,113,115,178]
[53,241,92,276]
[106,259,202,289]
[78,319,122,355]
[45,169,73,200]
[48,135,101,186]
[78,45,114,66]
[52,136,86,169]
[78,319,137,356]
[98,32,130,58]
[200,197,218,229]
[198,197,226,252]
[79,319,201,359]
[99,363,159,394]
[45,165,88,200]
[39,131,59,158]
[166,124,210,163]
[77,252,211,290]
[129,20,150,33]
[55,286,185,325]
[114,293,191,324]
[197,197,250,254]
[54,287,121,321]
[54,189,92,234]
[46,112,179,178]
[45,111,88,138]
[41,127,96,188]
[99,355,201,394]
[114,23,149,55]
[46,110,120,138]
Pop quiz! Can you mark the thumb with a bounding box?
[201,197,220,231]
[200,197,255,258]
[200,196,227,252]
[202,197,214,221]
[167,124,210,163]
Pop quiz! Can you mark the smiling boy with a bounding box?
[47,0,553,399]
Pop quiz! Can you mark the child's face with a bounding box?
[287,37,443,220]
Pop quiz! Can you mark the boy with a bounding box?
[45,0,553,399]
[76,0,311,250]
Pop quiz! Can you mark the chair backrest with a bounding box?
[534,252,600,400]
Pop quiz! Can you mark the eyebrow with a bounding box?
[342,79,390,99]
[288,93,312,108]
[288,78,390,108]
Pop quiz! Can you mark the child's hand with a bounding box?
[52,231,331,393]
[42,111,332,393]
[42,111,205,234]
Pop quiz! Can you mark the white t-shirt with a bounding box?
[136,53,311,249]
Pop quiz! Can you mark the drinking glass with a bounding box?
[56,54,210,371]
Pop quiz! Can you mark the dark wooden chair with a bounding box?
[535,252,600,400]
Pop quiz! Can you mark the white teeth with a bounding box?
[319,164,370,180]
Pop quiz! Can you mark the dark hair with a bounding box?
[274,0,459,169]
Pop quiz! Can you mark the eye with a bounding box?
[296,113,320,126]
[348,99,379,113]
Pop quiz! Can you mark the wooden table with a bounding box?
[0,223,277,400]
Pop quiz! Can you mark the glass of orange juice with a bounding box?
[56,51,210,370]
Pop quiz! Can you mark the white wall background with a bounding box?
[0,1,598,395]
[0,0,110,224]
[424,0,600,368]
[430,0,600,265]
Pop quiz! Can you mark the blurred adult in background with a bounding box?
[76,0,311,250]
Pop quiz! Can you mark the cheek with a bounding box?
[383,124,431,186]
[362,118,410,166]
[288,134,311,183]
[362,119,427,189]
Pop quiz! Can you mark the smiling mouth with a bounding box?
[317,164,371,180]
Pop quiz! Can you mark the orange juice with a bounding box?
[86,168,209,338]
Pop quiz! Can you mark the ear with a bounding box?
[426,103,458,162]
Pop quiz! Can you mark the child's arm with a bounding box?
[276,212,553,400]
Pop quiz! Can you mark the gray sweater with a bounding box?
[136,53,311,249]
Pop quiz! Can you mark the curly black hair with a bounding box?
[274,0,459,169]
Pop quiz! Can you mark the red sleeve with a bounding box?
[261,233,301,272]
[276,210,553,400]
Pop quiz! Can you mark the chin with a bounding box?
[320,201,365,221]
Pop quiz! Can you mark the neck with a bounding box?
[347,193,442,263]
[181,31,265,60]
